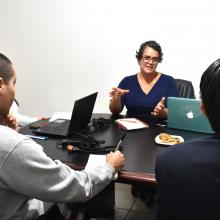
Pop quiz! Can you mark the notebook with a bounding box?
[115,118,149,130]
[167,97,214,133]
[33,92,98,137]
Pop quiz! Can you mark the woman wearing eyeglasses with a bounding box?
[109,40,178,119]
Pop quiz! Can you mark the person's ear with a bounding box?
[200,102,208,117]
[0,77,4,89]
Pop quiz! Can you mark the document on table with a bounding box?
[49,112,72,122]
[85,154,118,180]
[115,118,149,130]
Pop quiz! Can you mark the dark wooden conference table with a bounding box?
[20,113,211,184]
[20,113,211,216]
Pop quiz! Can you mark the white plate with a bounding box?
[155,134,184,145]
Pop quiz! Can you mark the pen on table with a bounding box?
[115,133,127,152]
[25,135,48,140]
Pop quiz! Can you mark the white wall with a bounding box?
[0,0,220,116]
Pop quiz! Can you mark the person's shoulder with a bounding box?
[0,125,23,139]
[158,137,213,161]
[156,143,189,174]
[0,126,44,160]
[0,125,24,140]
[0,125,41,151]
[159,74,176,88]
[119,74,137,86]
[160,73,175,81]
[122,74,137,81]
[157,142,182,160]
[0,125,25,155]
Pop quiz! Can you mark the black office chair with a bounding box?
[175,79,196,99]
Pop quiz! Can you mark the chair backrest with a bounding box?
[175,79,196,99]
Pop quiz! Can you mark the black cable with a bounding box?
[56,141,121,154]
[90,117,111,129]
[55,118,123,153]
[56,129,122,154]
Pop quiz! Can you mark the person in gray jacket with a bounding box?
[0,52,125,220]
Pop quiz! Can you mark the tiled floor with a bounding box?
[91,183,155,220]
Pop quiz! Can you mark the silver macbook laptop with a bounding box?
[33,92,98,137]
[167,97,214,133]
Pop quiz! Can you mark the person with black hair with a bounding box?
[0,52,125,220]
[155,58,220,220]
[109,40,178,119]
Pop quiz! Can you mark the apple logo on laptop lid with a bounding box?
[187,111,194,119]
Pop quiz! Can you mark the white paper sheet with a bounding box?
[115,118,148,130]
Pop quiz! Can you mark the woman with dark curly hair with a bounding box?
[109,40,178,119]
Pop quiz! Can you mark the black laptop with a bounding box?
[33,92,98,137]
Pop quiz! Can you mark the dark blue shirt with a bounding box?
[156,134,220,220]
[118,74,178,118]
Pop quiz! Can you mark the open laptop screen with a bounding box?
[33,92,98,137]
